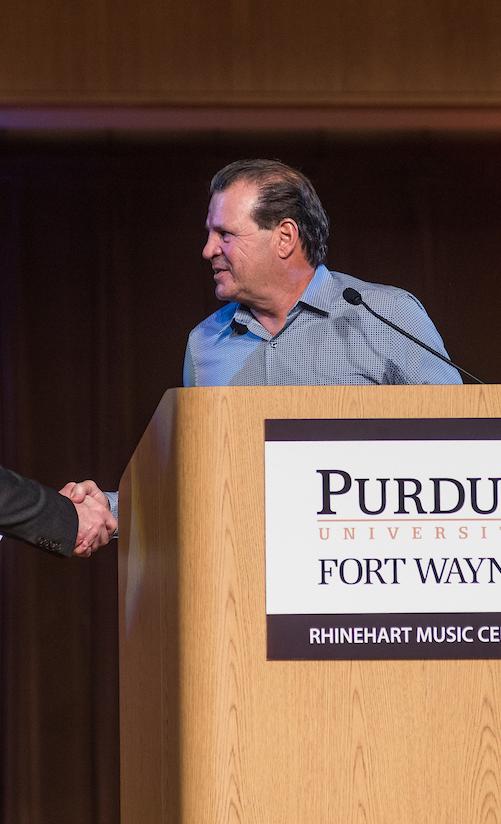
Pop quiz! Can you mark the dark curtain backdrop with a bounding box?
[0,132,500,823]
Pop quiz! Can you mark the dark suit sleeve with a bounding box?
[0,466,78,557]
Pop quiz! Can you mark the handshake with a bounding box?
[59,480,116,559]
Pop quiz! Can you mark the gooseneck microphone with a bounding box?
[342,287,484,384]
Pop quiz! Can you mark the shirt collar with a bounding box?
[228,264,336,334]
[296,264,335,314]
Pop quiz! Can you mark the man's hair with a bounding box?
[209,159,329,267]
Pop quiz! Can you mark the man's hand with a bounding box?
[59,479,110,508]
[59,480,116,558]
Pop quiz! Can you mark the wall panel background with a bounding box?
[0,132,500,822]
[1,0,501,104]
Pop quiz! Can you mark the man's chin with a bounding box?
[215,284,237,302]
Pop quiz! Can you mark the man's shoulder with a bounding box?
[188,302,237,340]
[331,269,414,298]
[328,269,425,313]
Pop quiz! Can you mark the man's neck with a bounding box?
[252,309,289,336]
[250,266,316,336]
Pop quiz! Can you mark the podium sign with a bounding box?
[265,417,501,660]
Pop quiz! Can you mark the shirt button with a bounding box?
[270,340,278,348]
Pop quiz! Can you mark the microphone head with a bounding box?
[343,287,363,306]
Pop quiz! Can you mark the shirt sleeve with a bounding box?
[105,491,119,534]
[183,336,196,387]
[379,291,463,385]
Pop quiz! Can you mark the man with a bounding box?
[0,466,117,558]
[69,158,462,509]
[183,158,462,387]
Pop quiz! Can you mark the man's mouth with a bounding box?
[212,259,230,275]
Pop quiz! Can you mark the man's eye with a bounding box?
[221,232,232,241]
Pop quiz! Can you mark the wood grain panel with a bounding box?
[119,384,501,823]
[1,0,501,104]
[0,0,108,95]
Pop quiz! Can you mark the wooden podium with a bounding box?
[118,385,501,823]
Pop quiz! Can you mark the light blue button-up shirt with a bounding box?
[183,266,462,387]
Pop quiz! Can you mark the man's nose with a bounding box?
[202,232,221,260]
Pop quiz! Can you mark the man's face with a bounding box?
[202,180,276,305]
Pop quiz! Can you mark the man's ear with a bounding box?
[276,219,299,259]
